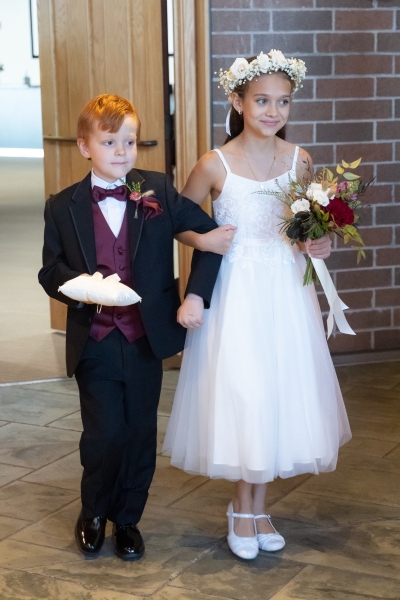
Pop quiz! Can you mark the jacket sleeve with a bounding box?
[164,175,222,308]
[38,200,84,307]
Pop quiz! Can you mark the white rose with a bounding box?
[290,199,310,214]
[306,182,322,200]
[269,49,287,68]
[313,190,331,206]
[230,58,249,79]
[256,52,271,71]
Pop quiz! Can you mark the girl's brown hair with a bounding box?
[224,58,293,145]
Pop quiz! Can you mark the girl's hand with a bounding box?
[299,236,332,259]
[199,224,237,255]
[177,294,204,328]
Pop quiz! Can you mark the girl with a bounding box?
[164,51,351,560]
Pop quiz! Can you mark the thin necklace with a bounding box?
[239,135,277,191]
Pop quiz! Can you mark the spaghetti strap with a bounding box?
[291,146,300,172]
[213,149,231,174]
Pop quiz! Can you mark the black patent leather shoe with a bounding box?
[75,512,106,555]
[112,523,145,561]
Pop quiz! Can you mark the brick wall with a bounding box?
[211,0,400,354]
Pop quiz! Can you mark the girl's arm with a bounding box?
[176,152,237,254]
[295,147,332,259]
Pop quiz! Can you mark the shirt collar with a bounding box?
[91,170,126,190]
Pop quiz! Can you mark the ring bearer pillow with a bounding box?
[59,272,141,306]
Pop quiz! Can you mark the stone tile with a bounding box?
[0,386,79,426]
[152,587,228,600]
[0,421,8,427]
[161,369,179,391]
[385,444,400,461]
[22,450,81,491]
[337,384,355,394]
[157,415,169,455]
[0,481,78,521]
[337,362,400,386]
[269,490,400,529]
[172,545,304,600]
[172,473,311,516]
[340,374,399,391]
[29,538,217,597]
[270,564,400,599]
[0,422,79,468]
[344,388,400,422]
[0,569,142,600]
[0,463,32,487]
[148,456,207,507]
[0,539,79,570]
[13,500,226,560]
[296,453,400,507]
[347,416,400,443]
[158,387,175,416]
[141,503,227,544]
[48,410,83,432]
[12,499,86,553]
[0,515,30,541]
[283,519,400,582]
[27,379,79,396]
[339,436,398,458]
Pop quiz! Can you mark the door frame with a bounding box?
[173,0,212,299]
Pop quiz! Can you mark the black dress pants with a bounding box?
[74,330,163,524]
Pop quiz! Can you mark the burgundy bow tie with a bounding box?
[92,184,128,203]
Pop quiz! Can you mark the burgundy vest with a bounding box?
[90,203,145,342]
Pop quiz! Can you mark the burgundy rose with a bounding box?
[325,198,354,228]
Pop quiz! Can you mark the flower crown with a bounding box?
[219,50,307,96]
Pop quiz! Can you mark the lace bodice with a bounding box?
[212,147,299,269]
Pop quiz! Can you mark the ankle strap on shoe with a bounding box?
[254,514,271,520]
[228,510,255,519]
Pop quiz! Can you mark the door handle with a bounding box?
[43,135,76,142]
[137,140,158,147]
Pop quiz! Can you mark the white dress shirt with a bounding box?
[91,170,127,237]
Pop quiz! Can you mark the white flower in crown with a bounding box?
[291,199,311,214]
[256,51,271,71]
[230,58,250,79]
[219,49,307,96]
[269,49,287,68]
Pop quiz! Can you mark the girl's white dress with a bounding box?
[163,147,351,484]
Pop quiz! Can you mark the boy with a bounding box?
[39,94,221,561]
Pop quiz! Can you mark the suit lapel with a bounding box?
[69,173,97,274]
[126,169,145,264]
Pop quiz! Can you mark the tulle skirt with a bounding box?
[163,244,351,484]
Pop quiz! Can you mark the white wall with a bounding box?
[0,0,43,148]
[0,0,40,86]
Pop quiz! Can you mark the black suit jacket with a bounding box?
[39,169,221,377]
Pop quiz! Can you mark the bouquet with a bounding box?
[261,158,372,286]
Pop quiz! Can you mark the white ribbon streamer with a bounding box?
[311,257,355,339]
[225,108,231,136]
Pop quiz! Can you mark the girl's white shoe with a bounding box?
[226,502,259,560]
[254,514,285,551]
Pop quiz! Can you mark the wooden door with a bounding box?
[38,0,165,330]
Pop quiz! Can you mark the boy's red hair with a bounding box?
[77,94,140,140]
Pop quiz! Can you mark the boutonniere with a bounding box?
[121,180,163,220]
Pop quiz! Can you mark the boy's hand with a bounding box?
[298,236,332,259]
[199,224,237,255]
[177,293,204,328]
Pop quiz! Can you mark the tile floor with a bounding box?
[1,363,400,599]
